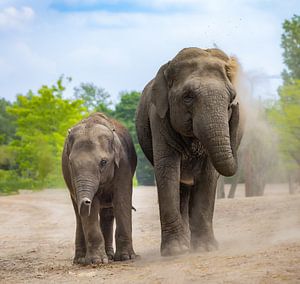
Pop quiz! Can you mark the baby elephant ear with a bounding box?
[151,62,170,119]
[113,131,122,168]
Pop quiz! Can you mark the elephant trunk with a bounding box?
[193,97,239,177]
[74,176,98,217]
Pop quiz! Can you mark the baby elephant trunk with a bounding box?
[74,176,98,218]
[79,197,92,217]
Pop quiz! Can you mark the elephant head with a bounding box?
[66,118,122,217]
[151,48,240,176]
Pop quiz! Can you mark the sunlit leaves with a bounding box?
[5,78,87,188]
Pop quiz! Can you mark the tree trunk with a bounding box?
[288,174,296,194]
[216,176,225,199]
[228,171,239,198]
[244,149,253,197]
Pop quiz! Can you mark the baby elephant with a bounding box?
[62,113,137,265]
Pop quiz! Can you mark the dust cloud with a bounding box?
[233,59,289,192]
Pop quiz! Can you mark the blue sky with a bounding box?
[50,1,180,13]
[0,0,299,102]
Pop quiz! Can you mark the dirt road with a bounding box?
[0,185,300,283]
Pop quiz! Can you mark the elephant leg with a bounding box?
[100,207,114,261]
[80,198,108,265]
[113,181,136,261]
[189,161,219,252]
[180,183,191,238]
[151,129,189,256]
[71,197,86,264]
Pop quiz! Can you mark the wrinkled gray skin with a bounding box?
[62,113,137,265]
[136,48,244,256]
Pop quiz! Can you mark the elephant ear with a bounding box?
[112,130,122,168]
[151,62,170,119]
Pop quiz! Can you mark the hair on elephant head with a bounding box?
[151,48,240,177]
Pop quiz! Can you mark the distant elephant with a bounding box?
[62,113,137,264]
[136,47,244,256]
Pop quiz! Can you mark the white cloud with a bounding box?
[0,0,298,101]
[0,6,34,30]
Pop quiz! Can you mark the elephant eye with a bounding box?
[99,159,108,167]
[183,92,194,104]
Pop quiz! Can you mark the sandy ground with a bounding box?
[0,184,300,284]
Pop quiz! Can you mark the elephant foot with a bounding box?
[74,249,109,265]
[191,236,218,252]
[73,249,86,264]
[105,246,114,261]
[114,247,137,261]
[73,256,86,265]
[161,233,189,257]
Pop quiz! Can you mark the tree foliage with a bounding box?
[113,91,155,185]
[281,15,300,83]
[267,14,300,191]
[0,98,16,145]
[0,78,87,193]
[114,91,140,140]
[0,98,17,175]
[270,14,300,167]
[74,82,112,115]
[269,81,300,166]
[0,82,157,193]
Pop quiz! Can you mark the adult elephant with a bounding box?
[136,47,244,256]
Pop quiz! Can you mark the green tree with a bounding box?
[270,81,300,166]
[74,82,112,114]
[114,91,141,139]
[277,14,300,167]
[0,98,16,145]
[6,78,87,189]
[0,98,16,174]
[268,15,300,192]
[281,15,300,83]
[113,91,155,185]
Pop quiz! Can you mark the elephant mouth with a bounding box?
[180,175,194,186]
